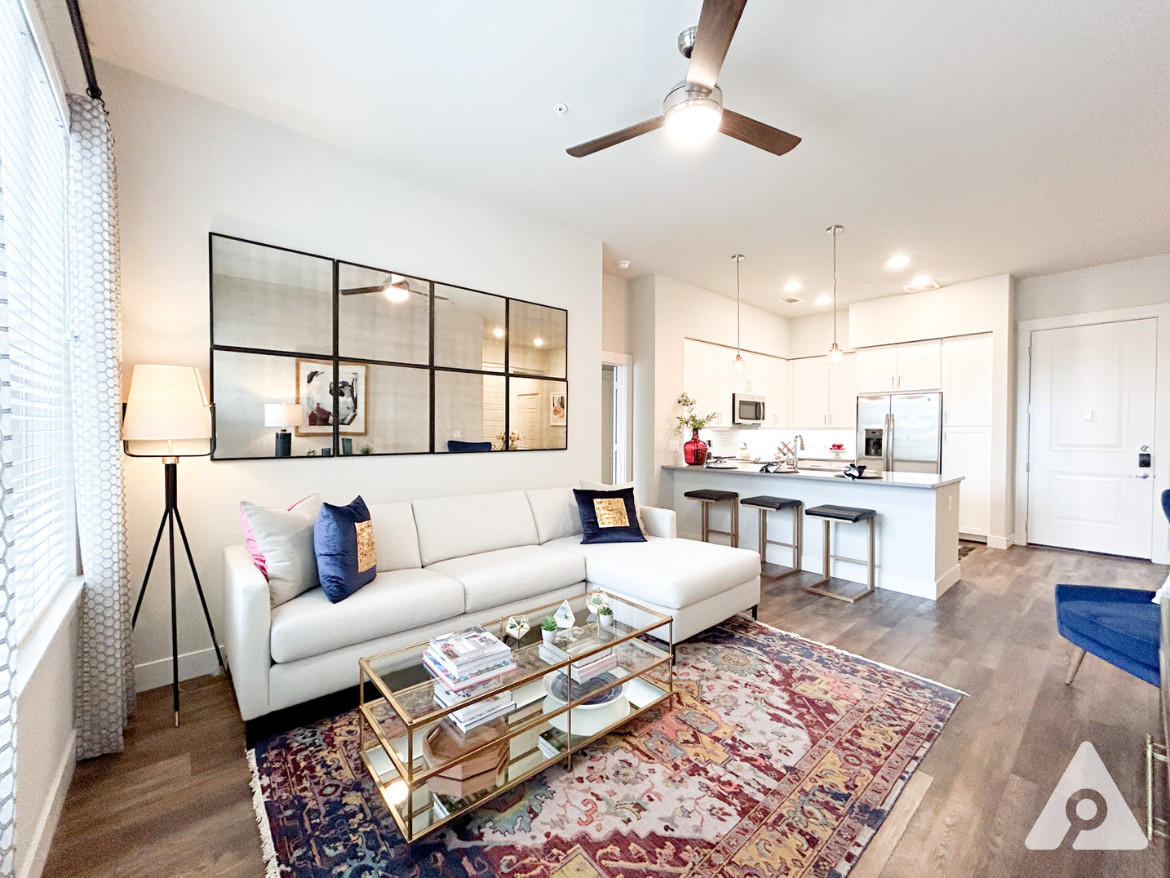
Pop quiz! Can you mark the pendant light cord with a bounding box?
[735,255,741,353]
[831,229,838,347]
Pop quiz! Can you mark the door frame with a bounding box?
[1015,304,1170,563]
[601,351,633,483]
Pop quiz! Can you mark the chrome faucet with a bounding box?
[792,434,805,469]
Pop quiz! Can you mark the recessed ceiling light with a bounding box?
[903,275,940,293]
[815,294,832,306]
[492,327,504,339]
[886,254,911,270]
[779,295,804,305]
[616,259,631,270]
[533,337,545,347]
[784,280,802,293]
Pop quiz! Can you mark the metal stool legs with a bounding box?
[756,505,801,576]
[805,516,875,603]
[698,499,738,547]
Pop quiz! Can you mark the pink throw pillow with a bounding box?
[239,494,320,579]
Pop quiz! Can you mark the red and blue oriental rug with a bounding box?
[249,616,961,877]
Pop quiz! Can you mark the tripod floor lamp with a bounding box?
[122,364,226,726]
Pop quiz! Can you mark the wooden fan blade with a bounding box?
[339,285,383,296]
[686,0,748,91]
[720,109,801,156]
[566,116,664,157]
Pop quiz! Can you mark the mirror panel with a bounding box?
[361,364,430,455]
[338,262,429,364]
[509,301,567,379]
[211,236,332,355]
[212,350,315,459]
[433,284,506,372]
[435,371,506,452]
[508,378,567,450]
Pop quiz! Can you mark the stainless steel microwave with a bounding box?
[732,393,766,425]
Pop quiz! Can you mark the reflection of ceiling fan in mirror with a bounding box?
[566,0,800,159]
[339,275,447,302]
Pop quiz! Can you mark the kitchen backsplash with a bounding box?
[699,427,856,461]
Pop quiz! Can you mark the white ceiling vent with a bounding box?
[779,295,804,305]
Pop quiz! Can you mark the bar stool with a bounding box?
[740,496,802,577]
[683,489,739,547]
[803,504,877,603]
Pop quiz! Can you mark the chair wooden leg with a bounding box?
[1065,646,1087,685]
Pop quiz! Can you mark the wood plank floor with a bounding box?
[44,544,1170,877]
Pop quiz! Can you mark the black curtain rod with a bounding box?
[64,0,101,100]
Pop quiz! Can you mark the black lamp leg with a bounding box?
[129,460,223,727]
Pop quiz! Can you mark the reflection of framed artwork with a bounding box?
[549,389,567,426]
[295,359,368,436]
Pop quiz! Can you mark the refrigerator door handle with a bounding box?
[885,412,894,471]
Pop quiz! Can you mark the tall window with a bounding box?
[0,0,73,641]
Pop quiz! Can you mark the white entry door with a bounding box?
[1027,319,1157,557]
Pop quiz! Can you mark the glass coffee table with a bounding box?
[357,591,673,841]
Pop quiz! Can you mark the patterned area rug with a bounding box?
[249,617,961,877]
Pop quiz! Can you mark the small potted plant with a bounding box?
[674,392,717,466]
[597,605,614,630]
[541,616,558,645]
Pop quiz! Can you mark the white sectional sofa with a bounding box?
[224,487,761,721]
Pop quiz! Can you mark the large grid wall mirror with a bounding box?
[209,234,568,460]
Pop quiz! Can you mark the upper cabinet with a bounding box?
[791,353,856,428]
[682,340,787,428]
[941,334,993,426]
[828,353,857,428]
[855,340,941,392]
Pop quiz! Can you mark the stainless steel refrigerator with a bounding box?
[856,392,943,474]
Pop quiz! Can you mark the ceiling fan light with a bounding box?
[381,276,411,304]
[663,82,723,144]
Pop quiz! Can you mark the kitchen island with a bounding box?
[662,464,963,600]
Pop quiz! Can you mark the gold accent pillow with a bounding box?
[355,519,376,572]
[593,497,630,528]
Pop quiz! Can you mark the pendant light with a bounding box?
[826,225,844,364]
[732,253,745,372]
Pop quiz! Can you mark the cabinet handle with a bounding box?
[897,375,902,389]
[890,376,895,389]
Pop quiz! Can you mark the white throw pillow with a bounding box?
[579,479,647,534]
[1152,572,1170,604]
[239,494,323,607]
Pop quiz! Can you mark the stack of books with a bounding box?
[539,634,617,682]
[424,627,517,732]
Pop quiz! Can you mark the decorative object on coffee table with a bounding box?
[675,392,715,465]
[540,616,557,645]
[253,616,960,875]
[504,615,530,641]
[598,605,614,629]
[122,364,226,726]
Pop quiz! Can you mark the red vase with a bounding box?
[683,429,708,466]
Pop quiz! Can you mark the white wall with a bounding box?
[1016,252,1170,321]
[602,274,630,355]
[788,312,850,359]
[100,61,604,689]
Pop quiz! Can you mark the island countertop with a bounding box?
[661,463,963,600]
[662,463,963,490]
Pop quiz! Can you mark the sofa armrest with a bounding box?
[223,545,272,721]
[640,506,677,539]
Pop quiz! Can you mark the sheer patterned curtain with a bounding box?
[68,94,132,759]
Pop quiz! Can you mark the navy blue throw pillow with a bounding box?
[314,496,377,602]
[574,488,646,545]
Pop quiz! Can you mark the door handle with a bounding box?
[1134,473,1151,479]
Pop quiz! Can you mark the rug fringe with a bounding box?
[730,613,969,698]
[247,748,281,878]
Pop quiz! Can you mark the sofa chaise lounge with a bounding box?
[224,487,761,720]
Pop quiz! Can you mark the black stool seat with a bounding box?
[805,504,876,523]
[685,489,739,503]
[741,495,801,511]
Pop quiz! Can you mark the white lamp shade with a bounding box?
[264,403,303,429]
[122,364,212,441]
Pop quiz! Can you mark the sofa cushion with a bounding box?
[428,545,586,613]
[412,491,540,566]
[315,496,378,603]
[367,501,422,571]
[239,494,322,608]
[526,487,582,543]
[270,567,465,663]
[545,536,760,610]
[574,487,646,544]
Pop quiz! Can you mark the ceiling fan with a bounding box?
[340,275,448,302]
[566,0,800,159]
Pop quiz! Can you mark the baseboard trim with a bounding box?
[18,729,75,878]
[987,534,1011,550]
[134,645,225,693]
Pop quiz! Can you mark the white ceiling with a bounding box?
[80,0,1170,317]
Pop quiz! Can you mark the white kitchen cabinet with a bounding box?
[764,356,791,427]
[855,340,941,392]
[827,352,857,428]
[943,425,991,538]
[854,346,899,392]
[790,356,829,427]
[684,340,787,428]
[896,340,942,390]
[941,334,993,426]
